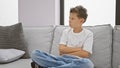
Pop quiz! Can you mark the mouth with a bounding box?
[69,24,73,28]
[69,24,71,26]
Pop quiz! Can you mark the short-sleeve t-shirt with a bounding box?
[59,27,93,54]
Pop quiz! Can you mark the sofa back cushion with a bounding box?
[50,26,67,56]
[51,24,113,68]
[23,26,54,57]
[112,27,120,68]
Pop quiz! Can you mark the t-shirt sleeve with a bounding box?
[83,32,93,54]
[59,29,68,45]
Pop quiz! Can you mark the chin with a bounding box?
[69,25,72,28]
[70,26,74,29]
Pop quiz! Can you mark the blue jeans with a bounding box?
[31,50,94,68]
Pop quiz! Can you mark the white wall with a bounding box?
[19,0,56,26]
[0,0,59,26]
[1,0,114,26]
[64,0,116,26]
[0,0,18,26]
[55,0,60,25]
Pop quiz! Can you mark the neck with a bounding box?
[73,27,83,33]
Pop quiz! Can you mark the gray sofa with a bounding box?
[0,24,120,68]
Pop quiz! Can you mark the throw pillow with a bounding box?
[0,49,25,63]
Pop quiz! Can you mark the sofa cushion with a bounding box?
[0,59,31,68]
[51,24,113,68]
[23,26,54,57]
[0,23,29,58]
[112,29,120,68]
[50,26,67,56]
[114,25,120,30]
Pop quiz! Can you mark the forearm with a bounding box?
[59,45,90,58]
[68,50,90,58]
[59,45,82,54]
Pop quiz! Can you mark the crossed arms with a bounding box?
[59,44,90,58]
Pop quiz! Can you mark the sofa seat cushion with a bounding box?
[51,24,113,68]
[0,59,32,68]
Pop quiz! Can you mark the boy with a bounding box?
[31,5,94,68]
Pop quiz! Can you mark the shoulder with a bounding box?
[83,28,93,36]
[62,27,71,34]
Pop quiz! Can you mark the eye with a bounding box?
[69,17,74,20]
[71,18,74,20]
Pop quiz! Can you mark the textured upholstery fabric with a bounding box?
[50,26,67,56]
[85,24,113,68]
[23,26,54,57]
[0,59,31,68]
[51,24,113,68]
[0,23,28,58]
[112,29,120,68]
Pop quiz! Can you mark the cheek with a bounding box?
[69,22,74,27]
[70,20,75,24]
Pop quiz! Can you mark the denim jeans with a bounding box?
[31,50,94,68]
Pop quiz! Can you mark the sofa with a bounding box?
[0,24,120,68]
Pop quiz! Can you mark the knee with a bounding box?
[86,62,94,68]
[85,59,94,68]
[31,50,40,58]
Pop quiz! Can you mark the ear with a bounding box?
[80,18,85,23]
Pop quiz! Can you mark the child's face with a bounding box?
[69,13,84,28]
